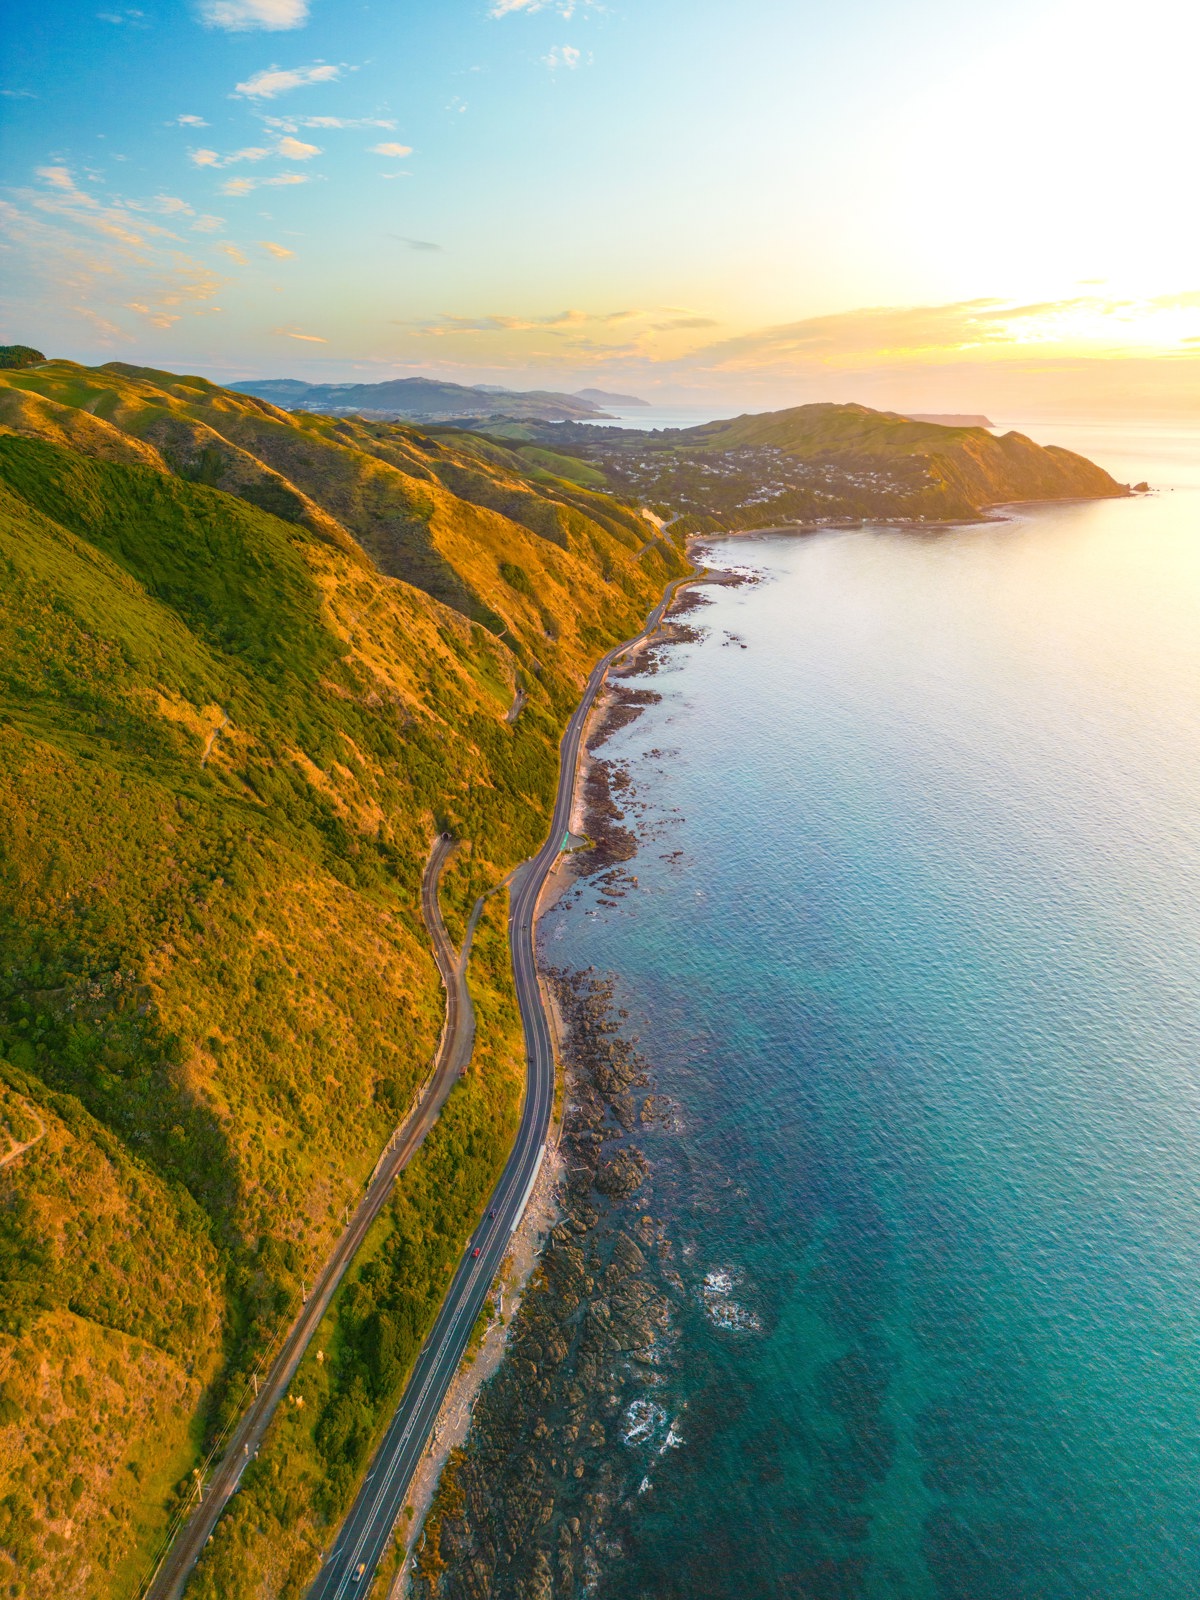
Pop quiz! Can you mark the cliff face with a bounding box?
[0,362,688,1599]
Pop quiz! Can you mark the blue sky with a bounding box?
[3,0,1200,412]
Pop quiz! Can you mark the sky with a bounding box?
[3,0,1200,415]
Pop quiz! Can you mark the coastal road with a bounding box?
[142,835,476,1600]
[308,573,697,1600]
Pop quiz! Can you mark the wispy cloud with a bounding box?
[97,9,148,26]
[174,113,208,127]
[38,166,77,192]
[414,308,638,336]
[370,141,413,157]
[652,316,719,332]
[543,44,584,70]
[491,0,587,16]
[192,136,320,168]
[258,239,295,258]
[199,0,308,32]
[234,62,340,98]
[273,325,326,341]
[262,114,395,130]
[126,300,181,329]
[220,172,310,196]
[73,306,124,340]
[218,242,249,264]
[383,304,736,375]
[672,296,1200,386]
[142,194,195,215]
[1,88,37,99]
[390,235,441,252]
[276,135,320,158]
[2,169,227,347]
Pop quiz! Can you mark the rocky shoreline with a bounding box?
[408,967,681,1600]
[405,566,753,1600]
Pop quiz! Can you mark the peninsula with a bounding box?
[480,401,1127,533]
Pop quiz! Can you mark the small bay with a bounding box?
[537,429,1200,1599]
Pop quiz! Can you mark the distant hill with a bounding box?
[228,375,611,423]
[907,412,994,427]
[573,387,650,408]
[689,404,1123,510]
[516,400,1127,533]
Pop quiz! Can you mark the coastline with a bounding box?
[381,1140,564,1598]
[400,563,745,1598]
[703,486,1141,543]
[347,441,1196,1600]
[304,570,699,1598]
[397,485,1200,1599]
[344,570,709,1595]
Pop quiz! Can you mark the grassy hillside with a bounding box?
[0,361,687,1597]
[497,401,1128,531]
[690,402,1126,514]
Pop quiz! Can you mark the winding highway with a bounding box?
[142,835,476,1600]
[308,573,696,1599]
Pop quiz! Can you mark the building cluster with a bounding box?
[583,441,932,523]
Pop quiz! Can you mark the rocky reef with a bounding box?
[411,969,684,1600]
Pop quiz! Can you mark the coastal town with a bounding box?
[578,438,933,527]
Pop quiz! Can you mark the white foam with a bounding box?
[700,1266,762,1332]
[621,1397,668,1446]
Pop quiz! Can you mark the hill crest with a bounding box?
[228,374,613,424]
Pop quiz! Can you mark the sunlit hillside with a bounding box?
[0,362,687,1598]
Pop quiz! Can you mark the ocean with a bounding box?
[573,405,725,432]
[528,422,1200,1598]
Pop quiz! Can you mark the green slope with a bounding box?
[691,402,1126,511]
[0,364,688,1599]
[499,402,1129,532]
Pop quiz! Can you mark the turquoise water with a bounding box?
[540,437,1200,1598]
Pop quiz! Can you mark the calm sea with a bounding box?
[538,423,1200,1598]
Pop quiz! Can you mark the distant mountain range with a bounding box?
[227,375,648,423]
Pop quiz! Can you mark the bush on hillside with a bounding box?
[0,345,45,370]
